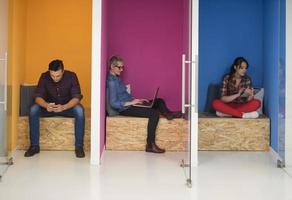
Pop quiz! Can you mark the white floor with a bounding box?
[284,167,292,178]
[0,151,292,200]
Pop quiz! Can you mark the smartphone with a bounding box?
[48,102,57,108]
[240,92,249,98]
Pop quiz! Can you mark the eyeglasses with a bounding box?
[115,65,124,70]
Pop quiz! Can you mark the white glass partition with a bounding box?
[285,0,292,170]
[277,0,286,168]
[0,0,13,181]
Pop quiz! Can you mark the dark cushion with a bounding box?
[204,84,221,113]
[19,85,37,116]
[106,88,119,116]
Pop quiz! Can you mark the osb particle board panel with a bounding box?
[198,116,270,151]
[106,115,270,151]
[106,116,188,151]
[17,114,270,152]
[17,117,90,151]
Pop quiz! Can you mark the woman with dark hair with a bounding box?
[107,56,182,153]
[212,57,261,118]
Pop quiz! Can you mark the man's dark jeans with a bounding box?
[29,104,85,147]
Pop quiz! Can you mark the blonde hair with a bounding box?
[108,55,123,69]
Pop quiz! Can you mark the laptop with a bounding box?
[133,87,159,108]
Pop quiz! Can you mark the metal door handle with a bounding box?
[182,54,197,114]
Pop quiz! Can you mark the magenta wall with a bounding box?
[182,0,190,104]
[100,0,189,156]
[106,0,188,110]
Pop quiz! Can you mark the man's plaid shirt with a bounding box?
[221,74,252,104]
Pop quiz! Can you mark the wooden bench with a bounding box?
[106,116,188,151]
[106,114,270,151]
[17,116,91,151]
[17,113,270,152]
[198,113,269,151]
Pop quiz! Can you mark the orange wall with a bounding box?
[8,0,92,151]
[8,0,27,151]
[25,0,92,108]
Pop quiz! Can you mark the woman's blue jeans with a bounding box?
[29,104,85,147]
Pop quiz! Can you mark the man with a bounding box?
[24,59,85,158]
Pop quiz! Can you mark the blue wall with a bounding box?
[199,0,285,154]
[199,0,264,112]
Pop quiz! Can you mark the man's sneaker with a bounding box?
[24,145,40,157]
[75,146,85,158]
[216,111,231,117]
[242,111,259,119]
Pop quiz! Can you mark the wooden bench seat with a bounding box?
[17,113,270,152]
[17,116,91,151]
[198,113,270,151]
[106,114,270,151]
[106,116,188,151]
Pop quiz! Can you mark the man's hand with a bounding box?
[53,104,66,112]
[46,103,55,112]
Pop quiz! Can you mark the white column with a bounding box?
[90,0,102,165]
[191,0,198,167]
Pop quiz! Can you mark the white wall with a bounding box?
[286,0,292,167]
